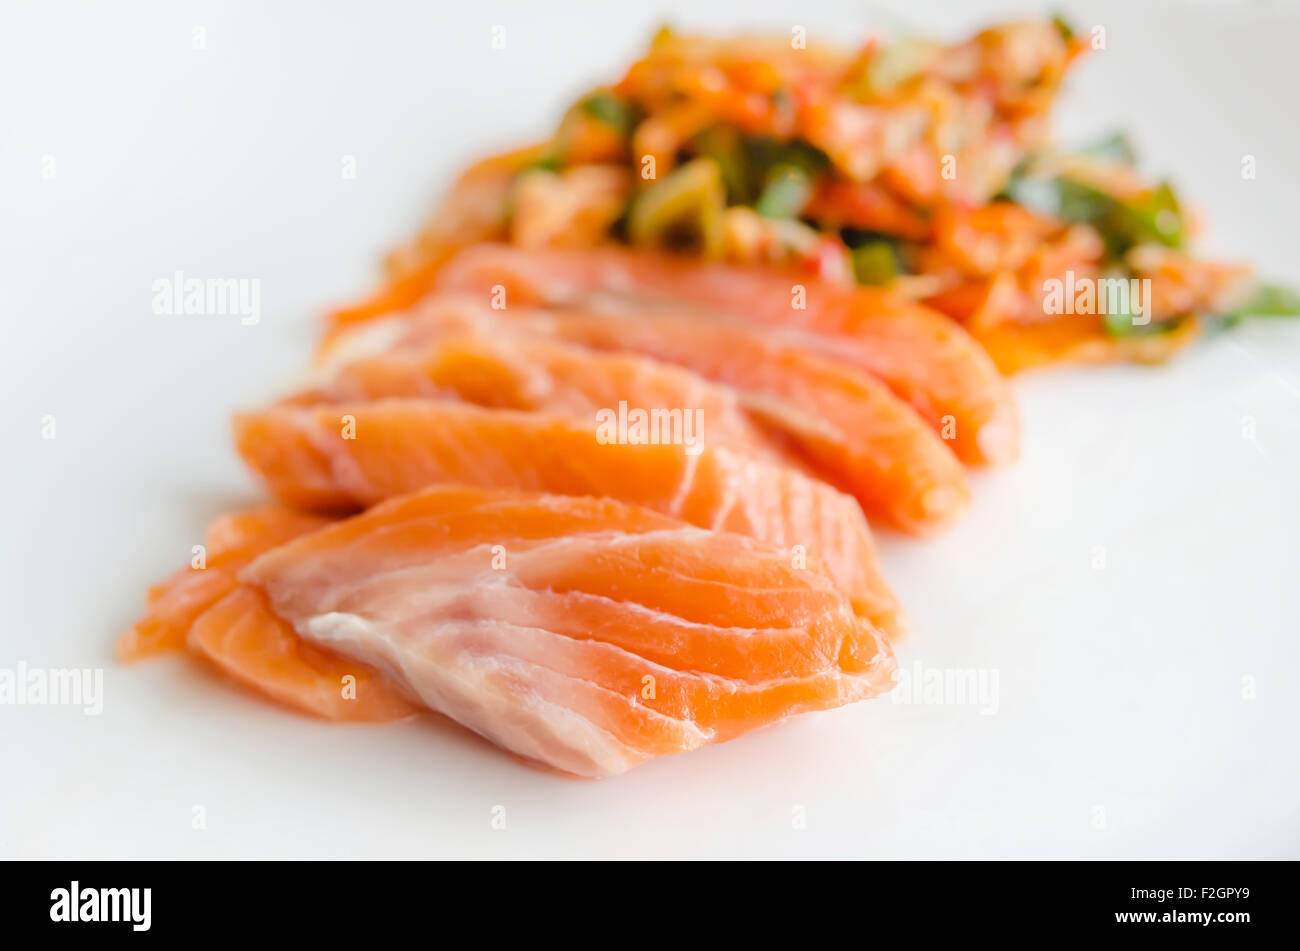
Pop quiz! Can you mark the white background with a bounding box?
[1,0,1297,859]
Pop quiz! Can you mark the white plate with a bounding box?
[2,0,1297,859]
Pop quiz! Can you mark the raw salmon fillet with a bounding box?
[294,332,776,460]
[119,507,419,721]
[118,507,330,660]
[433,243,1020,465]
[319,296,970,534]
[238,485,897,776]
[119,506,418,720]
[233,399,906,637]
[187,586,422,721]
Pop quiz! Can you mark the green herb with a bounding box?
[692,125,754,205]
[1002,138,1185,260]
[744,137,829,181]
[1103,310,1179,338]
[522,153,563,174]
[744,138,827,218]
[627,157,726,255]
[1225,282,1300,318]
[755,163,813,219]
[1011,176,1185,259]
[1136,181,1184,245]
[1053,178,1111,223]
[843,229,911,284]
[1205,282,1300,332]
[580,92,639,138]
[691,132,829,211]
[850,240,901,285]
[1051,13,1076,41]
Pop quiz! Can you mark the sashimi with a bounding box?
[294,332,775,460]
[117,507,330,660]
[432,243,1020,465]
[187,586,421,721]
[318,297,970,534]
[233,399,906,637]
[240,485,897,776]
[119,511,426,721]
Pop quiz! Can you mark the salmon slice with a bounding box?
[117,507,330,660]
[319,297,970,535]
[233,399,906,637]
[187,586,421,721]
[240,484,897,776]
[294,332,775,460]
[121,508,424,720]
[432,243,1020,465]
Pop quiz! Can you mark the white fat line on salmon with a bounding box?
[0,661,103,715]
[151,271,261,325]
[1042,272,1152,325]
[889,662,999,715]
[50,882,151,932]
[595,401,705,455]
